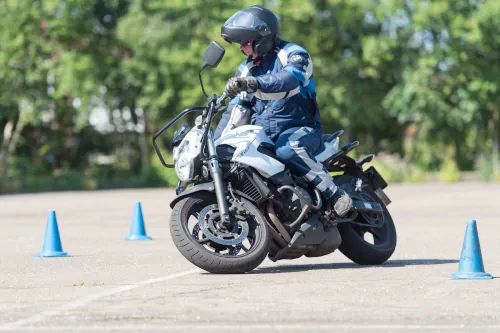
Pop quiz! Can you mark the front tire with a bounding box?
[170,193,270,273]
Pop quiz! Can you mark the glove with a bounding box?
[224,76,258,98]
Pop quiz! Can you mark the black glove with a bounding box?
[224,76,258,98]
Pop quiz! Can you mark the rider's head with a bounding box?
[221,5,280,60]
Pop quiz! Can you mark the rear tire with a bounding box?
[335,178,397,265]
[170,193,270,273]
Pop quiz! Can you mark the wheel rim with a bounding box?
[350,191,391,247]
[183,198,263,257]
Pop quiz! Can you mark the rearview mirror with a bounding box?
[202,41,225,68]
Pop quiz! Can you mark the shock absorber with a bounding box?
[206,131,231,227]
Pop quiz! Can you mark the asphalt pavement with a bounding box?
[0,182,499,332]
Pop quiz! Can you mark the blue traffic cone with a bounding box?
[451,220,492,280]
[125,202,152,241]
[34,211,70,257]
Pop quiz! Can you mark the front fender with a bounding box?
[169,182,215,208]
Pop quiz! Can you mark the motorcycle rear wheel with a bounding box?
[335,178,397,265]
[170,193,270,274]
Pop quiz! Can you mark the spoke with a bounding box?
[197,237,210,244]
[241,245,250,252]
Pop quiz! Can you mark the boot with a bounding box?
[329,189,353,217]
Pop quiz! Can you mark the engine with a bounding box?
[272,186,310,226]
[267,185,342,261]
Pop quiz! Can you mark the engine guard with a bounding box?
[268,213,342,261]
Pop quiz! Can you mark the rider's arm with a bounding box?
[214,62,255,140]
[253,51,313,100]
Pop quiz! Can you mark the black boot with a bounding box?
[329,189,353,217]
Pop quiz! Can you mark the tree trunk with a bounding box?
[492,104,499,154]
[490,104,499,177]
[0,109,26,181]
[139,109,150,171]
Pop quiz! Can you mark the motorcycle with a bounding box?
[153,41,396,274]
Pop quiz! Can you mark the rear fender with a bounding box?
[363,166,388,190]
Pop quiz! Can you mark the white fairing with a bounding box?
[220,104,251,138]
[215,125,340,179]
[173,128,204,181]
[215,125,285,178]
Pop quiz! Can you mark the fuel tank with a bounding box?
[215,125,285,178]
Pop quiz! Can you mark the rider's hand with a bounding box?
[224,76,259,98]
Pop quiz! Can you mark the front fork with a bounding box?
[206,131,231,226]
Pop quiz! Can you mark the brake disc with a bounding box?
[197,204,249,246]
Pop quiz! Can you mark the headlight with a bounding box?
[175,152,194,182]
[173,127,203,182]
[174,140,194,182]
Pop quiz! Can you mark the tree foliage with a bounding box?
[1,0,499,191]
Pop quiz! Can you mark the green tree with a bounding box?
[1,0,499,192]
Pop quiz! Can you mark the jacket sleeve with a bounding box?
[254,51,313,100]
[214,62,255,140]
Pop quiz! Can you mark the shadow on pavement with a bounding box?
[252,259,459,274]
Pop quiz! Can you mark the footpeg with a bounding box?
[356,154,375,167]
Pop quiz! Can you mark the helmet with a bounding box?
[221,5,280,58]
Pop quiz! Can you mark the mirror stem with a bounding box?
[199,65,209,97]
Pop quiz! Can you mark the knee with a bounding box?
[275,144,295,162]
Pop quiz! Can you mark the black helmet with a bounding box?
[221,5,280,58]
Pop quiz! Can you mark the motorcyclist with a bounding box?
[215,5,352,217]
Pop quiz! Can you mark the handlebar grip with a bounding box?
[216,92,229,106]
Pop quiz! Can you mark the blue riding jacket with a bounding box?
[215,40,321,141]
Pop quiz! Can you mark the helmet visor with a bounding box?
[225,11,268,30]
[221,11,270,44]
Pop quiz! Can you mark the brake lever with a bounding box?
[216,92,228,105]
[215,92,229,112]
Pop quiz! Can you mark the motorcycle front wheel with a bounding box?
[170,192,270,274]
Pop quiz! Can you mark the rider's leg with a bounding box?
[274,127,336,198]
[274,127,352,216]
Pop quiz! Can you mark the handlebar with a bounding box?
[215,92,231,111]
[216,92,228,105]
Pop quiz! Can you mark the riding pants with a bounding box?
[274,127,338,200]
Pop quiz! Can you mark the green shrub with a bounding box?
[477,151,500,182]
[368,153,429,183]
[439,158,461,183]
[148,153,178,187]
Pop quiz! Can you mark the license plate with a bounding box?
[374,188,391,206]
